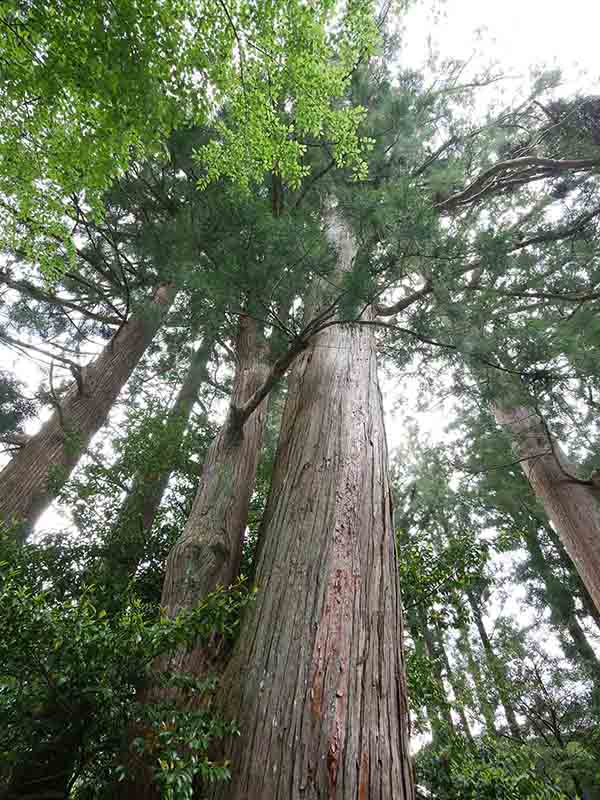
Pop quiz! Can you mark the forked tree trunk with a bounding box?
[159,315,269,623]
[493,404,600,615]
[208,215,414,800]
[104,336,213,590]
[0,284,175,536]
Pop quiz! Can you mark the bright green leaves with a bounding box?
[1,0,381,273]
[0,536,253,797]
[195,0,380,190]
[0,0,220,271]
[450,739,569,800]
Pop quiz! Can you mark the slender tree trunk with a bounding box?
[433,622,475,746]
[406,607,446,744]
[416,606,455,734]
[207,214,414,800]
[523,525,600,696]
[0,284,175,536]
[467,590,520,739]
[493,404,600,615]
[459,627,498,736]
[105,336,213,589]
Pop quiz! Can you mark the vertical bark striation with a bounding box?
[210,214,414,800]
[0,284,175,535]
[159,314,270,654]
[493,405,600,615]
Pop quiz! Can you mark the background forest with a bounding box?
[1,1,600,798]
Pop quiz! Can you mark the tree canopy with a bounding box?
[1,1,600,798]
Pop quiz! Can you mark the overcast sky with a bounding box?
[401,0,599,91]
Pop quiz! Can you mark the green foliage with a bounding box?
[0,534,253,797]
[0,370,36,437]
[448,739,568,800]
[0,0,381,273]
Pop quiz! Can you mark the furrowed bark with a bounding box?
[117,314,271,800]
[0,284,175,536]
[105,336,214,589]
[493,404,600,616]
[208,212,414,800]
[159,314,270,622]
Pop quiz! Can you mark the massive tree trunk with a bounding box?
[493,404,600,615]
[104,336,213,590]
[0,284,175,536]
[208,215,414,800]
[467,590,520,739]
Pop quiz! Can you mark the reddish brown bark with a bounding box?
[159,315,270,624]
[0,284,175,536]
[208,218,414,799]
[116,315,271,800]
[493,404,600,615]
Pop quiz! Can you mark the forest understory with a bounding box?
[1,1,600,798]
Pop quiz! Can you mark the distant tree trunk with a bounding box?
[406,606,447,744]
[459,627,498,736]
[416,606,455,734]
[467,590,520,739]
[207,213,414,800]
[433,622,475,746]
[523,525,600,696]
[0,284,175,536]
[104,336,214,589]
[493,404,600,615]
